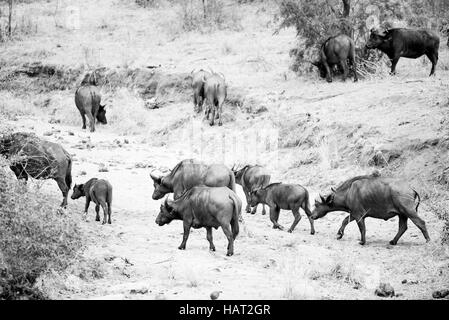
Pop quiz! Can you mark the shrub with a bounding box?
[0,157,84,300]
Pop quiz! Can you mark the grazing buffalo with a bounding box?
[312,34,358,83]
[75,85,107,132]
[204,73,227,126]
[156,186,241,256]
[71,178,113,224]
[191,69,211,113]
[150,159,236,200]
[311,174,430,245]
[232,165,270,215]
[250,183,315,234]
[0,132,72,207]
[366,28,440,76]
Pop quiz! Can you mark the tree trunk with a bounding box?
[8,0,13,37]
[342,0,350,17]
[202,0,207,19]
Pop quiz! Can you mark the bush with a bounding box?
[0,157,84,300]
[178,0,242,33]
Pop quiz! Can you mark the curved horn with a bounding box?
[150,170,162,181]
[331,187,336,193]
[319,194,326,203]
[219,72,226,82]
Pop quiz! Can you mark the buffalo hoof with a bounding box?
[218,122,223,127]
[310,231,315,235]
[82,126,86,130]
[389,240,398,246]
[359,241,366,246]
[337,233,343,240]
[245,208,251,214]
[210,247,216,252]
[96,217,100,222]
[287,229,294,233]
[326,78,332,83]
[178,246,186,250]
[102,221,106,225]
[108,221,112,225]
[262,211,266,216]
[226,252,233,257]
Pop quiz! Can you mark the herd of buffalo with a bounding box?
[0,26,441,256]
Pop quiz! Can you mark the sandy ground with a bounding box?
[1,0,449,300]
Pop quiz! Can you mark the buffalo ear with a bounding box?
[325,194,334,204]
[319,194,326,203]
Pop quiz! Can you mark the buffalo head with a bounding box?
[366,28,391,49]
[155,197,176,226]
[150,170,171,200]
[71,184,85,200]
[249,188,266,207]
[311,193,335,220]
[96,104,107,125]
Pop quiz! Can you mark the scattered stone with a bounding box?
[375,283,395,298]
[79,171,87,176]
[432,289,449,299]
[43,131,53,136]
[49,119,61,124]
[210,290,222,300]
[98,164,109,172]
[124,139,129,144]
[130,288,148,295]
[67,131,74,136]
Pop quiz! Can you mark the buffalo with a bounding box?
[0,132,72,208]
[232,165,270,215]
[249,183,315,234]
[366,28,440,76]
[191,69,211,114]
[156,186,241,256]
[311,174,430,246]
[75,85,107,132]
[312,34,358,83]
[71,178,113,224]
[204,72,227,126]
[150,159,236,200]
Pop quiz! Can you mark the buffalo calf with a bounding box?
[71,178,113,224]
[250,183,315,234]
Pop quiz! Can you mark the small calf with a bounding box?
[71,178,113,224]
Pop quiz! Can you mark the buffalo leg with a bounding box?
[95,205,100,222]
[221,224,234,256]
[209,106,216,126]
[206,227,216,252]
[356,218,367,245]
[55,177,69,208]
[323,61,333,83]
[337,215,354,239]
[390,215,408,245]
[269,207,283,230]
[178,221,191,250]
[218,102,223,126]
[302,202,315,235]
[84,197,91,220]
[390,57,400,75]
[86,110,95,132]
[350,55,358,82]
[261,204,267,215]
[288,208,302,233]
[78,110,87,129]
[108,204,112,224]
[99,201,108,225]
[405,210,430,243]
[250,205,258,215]
[243,187,251,214]
[340,60,349,82]
[426,51,438,76]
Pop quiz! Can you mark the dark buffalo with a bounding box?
[311,174,430,245]
[156,186,241,256]
[191,69,211,114]
[249,183,315,234]
[312,34,358,83]
[75,85,107,132]
[366,28,440,76]
[232,165,270,215]
[0,132,72,207]
[204,73,227,126]
[150,159,236,200]
[71,178,113,224]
